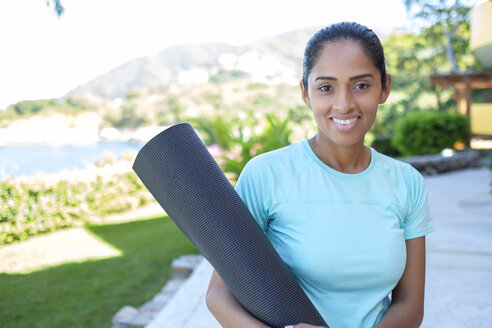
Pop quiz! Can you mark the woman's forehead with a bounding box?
[310,40,379,80]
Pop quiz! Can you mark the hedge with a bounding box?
[0,172,153,245]
[392,111,469,157]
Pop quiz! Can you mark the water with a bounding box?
[0,141,143,179]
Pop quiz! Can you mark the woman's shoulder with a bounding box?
[371,147,425,186]
[373,148,420,174]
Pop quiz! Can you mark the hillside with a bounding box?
[65,43,234,100]
[65,27,321,100]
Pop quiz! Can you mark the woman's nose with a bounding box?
[333,88,355,113]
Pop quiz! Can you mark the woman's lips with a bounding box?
[332,117,358,125]
[330,116,360,131]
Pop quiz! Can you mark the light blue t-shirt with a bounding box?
[235,140,435,328]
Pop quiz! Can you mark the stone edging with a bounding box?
[400,148,490,176]
[111,254,204,328]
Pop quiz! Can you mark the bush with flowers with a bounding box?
[194,111,295,182]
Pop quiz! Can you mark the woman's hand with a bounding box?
[206,269,270,328]
[284,324,327,328]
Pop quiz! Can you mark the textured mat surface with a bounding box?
[132,123,327,328]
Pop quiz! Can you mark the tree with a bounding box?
[369,24,477,156]
[403,0,475,72]
[46,0,64,17]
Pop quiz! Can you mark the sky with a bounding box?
[0,0,410,109]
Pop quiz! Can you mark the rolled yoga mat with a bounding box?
[132,123,328,328]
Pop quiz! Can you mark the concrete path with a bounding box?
[423,167,492,327]
[146,167,492,328]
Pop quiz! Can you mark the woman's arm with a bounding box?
[206,269,270,328]
[374,236,427,328]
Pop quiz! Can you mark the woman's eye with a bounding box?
[319,85,332,92]
[356,83,369,90]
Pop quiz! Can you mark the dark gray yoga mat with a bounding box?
[132,123,327,328]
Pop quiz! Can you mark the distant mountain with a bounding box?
[65,27,321,100]
[236,27,321,73]
[66,43,235,100]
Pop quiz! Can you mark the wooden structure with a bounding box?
[430,72,492,137]
[430,72,492,115]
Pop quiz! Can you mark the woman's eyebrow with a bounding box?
[313,73,374,82]
[314,76,336,82]
[349,73,374,80]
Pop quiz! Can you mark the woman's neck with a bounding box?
[308,135,371,174]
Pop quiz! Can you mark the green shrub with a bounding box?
[191,112,292,181]
[287,104,312,125]
[190,115,236,151]
[0,172,154,245]
[108,106,150,129]
[8,99,58,116]
[209,69,246,83]
[125,91,140,101]
[371,135,401,158]
[247,83,268,90]
[223,113,292,179]
[392,111,469,156]
[64,97,89,111]
[369,101,405,157]
[252,94,275,107]
[4,98,92,118]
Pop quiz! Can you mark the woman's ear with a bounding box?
[300,81,311,108]
[379,74,392,104]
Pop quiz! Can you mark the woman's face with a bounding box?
[301,40,391,148]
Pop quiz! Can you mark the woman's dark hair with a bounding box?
[302,22,387,89]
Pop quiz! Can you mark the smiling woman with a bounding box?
[206,22,434,328]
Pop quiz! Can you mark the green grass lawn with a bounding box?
[0,216,198,328]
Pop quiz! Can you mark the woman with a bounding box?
[206,22,435,328]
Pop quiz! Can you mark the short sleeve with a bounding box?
[234,159,270,232]
[403,168,435,240]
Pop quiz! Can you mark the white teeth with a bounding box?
[332,117,358,125]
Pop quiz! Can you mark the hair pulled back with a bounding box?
[302,22,387,88]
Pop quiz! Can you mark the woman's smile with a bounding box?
[330,116,361,131]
